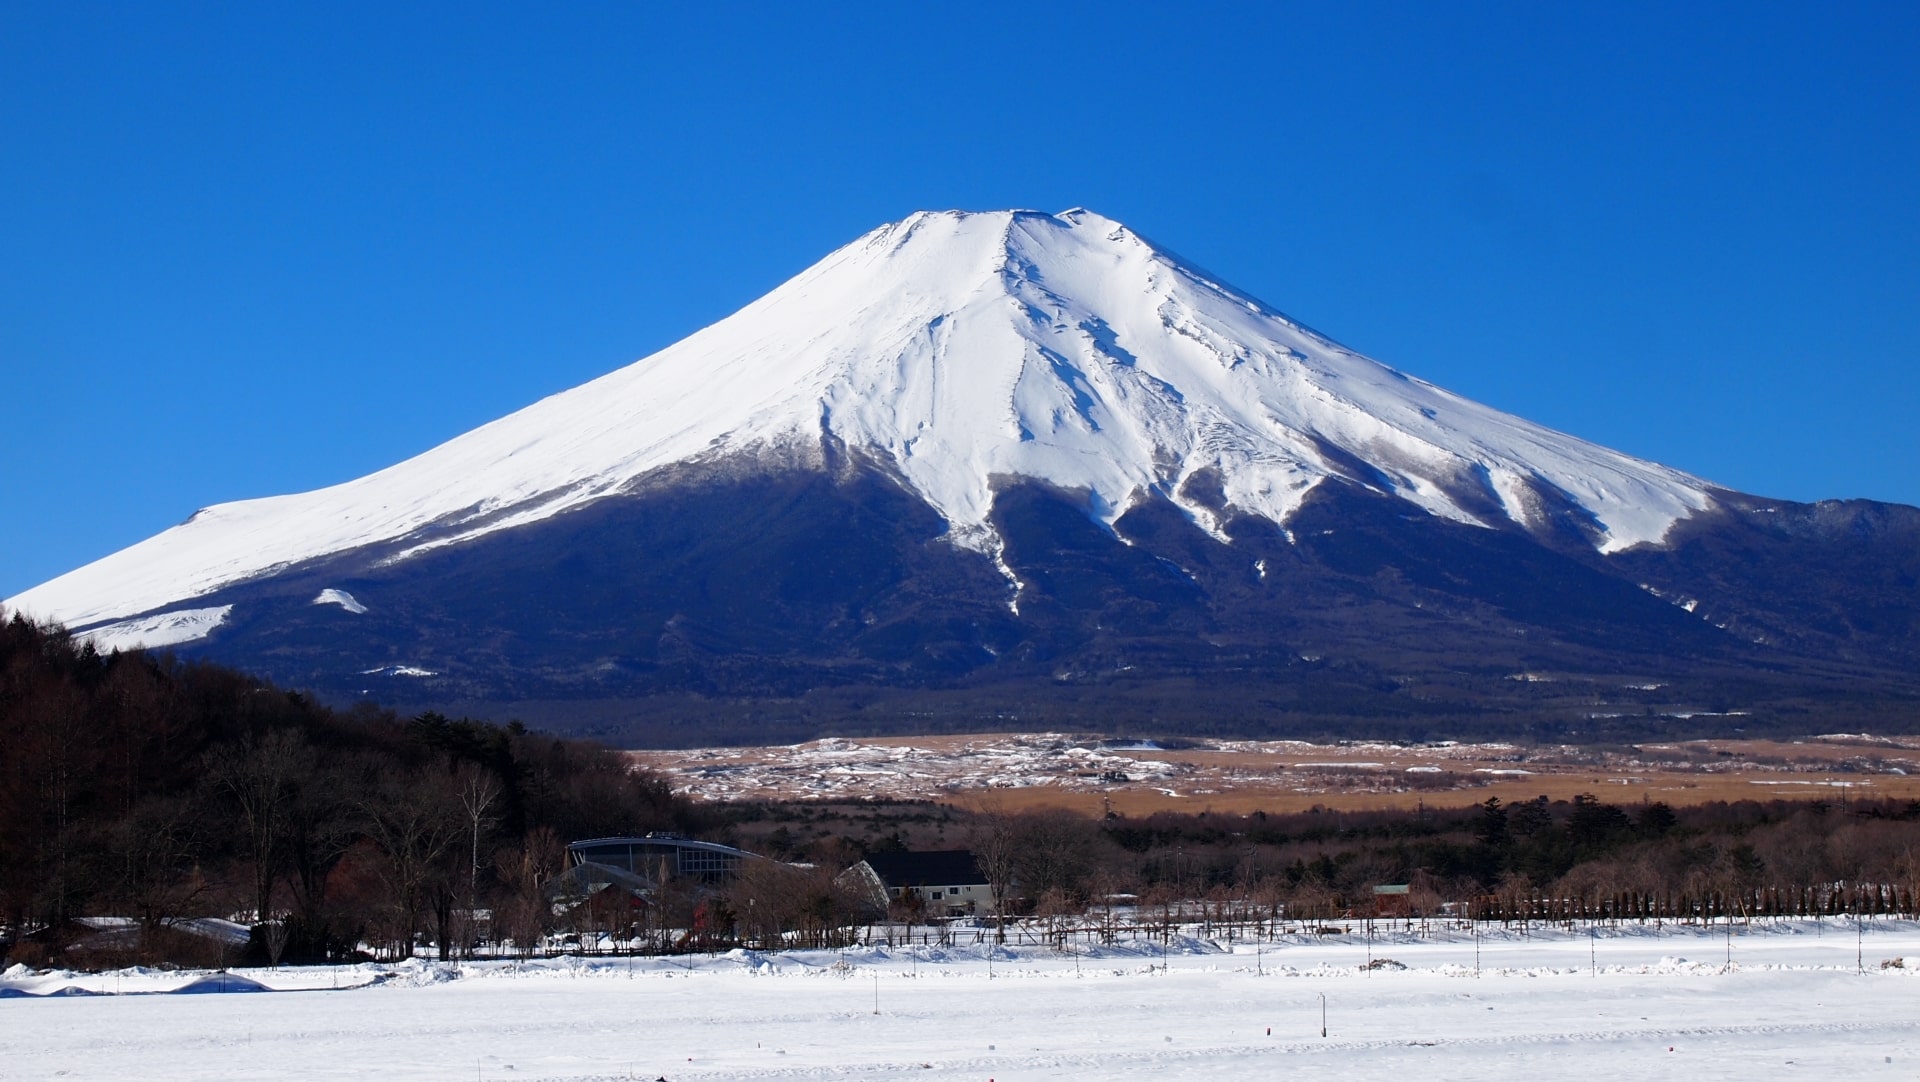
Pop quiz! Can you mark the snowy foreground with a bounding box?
[5,921,1919,1081]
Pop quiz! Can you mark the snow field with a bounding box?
[4,921,1918,1081]
[71,604,234,652]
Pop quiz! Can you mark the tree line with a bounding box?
[925,792,1920,924]
[712,788,1920,931]
[547,789,1920,956]
[0,611,695,968]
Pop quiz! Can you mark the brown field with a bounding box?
[631,731,1920,815]
[947,772,1920,817]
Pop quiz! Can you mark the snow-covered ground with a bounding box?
[71,604,233,652]
[5,920,1918,1080]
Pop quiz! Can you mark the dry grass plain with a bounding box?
[630,731,1920,815]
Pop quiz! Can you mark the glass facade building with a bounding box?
[566,833,753,886]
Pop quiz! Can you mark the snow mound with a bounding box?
[171,972,272,994]
[313,588,368,614]
[373,959,464,987]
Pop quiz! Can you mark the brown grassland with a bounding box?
[632,732,1920,816]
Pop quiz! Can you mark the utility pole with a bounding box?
[1319,993,1327,1038]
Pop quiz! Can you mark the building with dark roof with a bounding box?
[840,849,996,917]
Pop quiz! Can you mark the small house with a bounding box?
[1372,883,1411,918]
[841,850,996,918]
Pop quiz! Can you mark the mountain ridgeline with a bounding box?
[8,210,1919,744]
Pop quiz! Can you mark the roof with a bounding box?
[545,861,657,901]
[568,835,755,859]
[859,850,986,889]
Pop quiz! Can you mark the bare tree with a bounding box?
[207,728,310,924]
[263,919,292,967]
[1015,808,1098,902]
[455,763,502,955]
[969,807,1019,941]
[730,857,817,949]
[494,826,565,956]
[358,767,464,960]
[106,793,213,944]
[279,756,359,962]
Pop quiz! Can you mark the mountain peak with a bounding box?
[11,209,1715,631]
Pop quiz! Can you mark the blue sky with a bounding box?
[3,2,1917,598]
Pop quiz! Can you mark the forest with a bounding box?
[0,611,693,968]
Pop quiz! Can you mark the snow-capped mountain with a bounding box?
[9,210,1917,741]
[16,209,1709,630]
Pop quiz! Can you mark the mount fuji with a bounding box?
[10,210,1919,743]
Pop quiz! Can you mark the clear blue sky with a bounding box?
[4,1,1917,598]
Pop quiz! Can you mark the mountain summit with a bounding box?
[10,210,1917,741]
[18,209,1708,627]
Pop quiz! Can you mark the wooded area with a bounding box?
[0,611,693,968]
[720,787,1920,933]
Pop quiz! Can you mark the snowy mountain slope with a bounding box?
[8,208,1717,634]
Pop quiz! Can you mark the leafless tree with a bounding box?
[493,826,565,956]
[1014,808,1099,902]
[207,728,310,924]
[358,767,464,960]
[969,807,1019,941]
[263,919,292,967]
[455,763,502,954]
